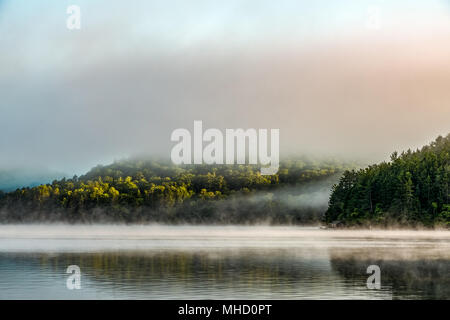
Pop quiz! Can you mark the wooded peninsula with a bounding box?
[0,134,448,227]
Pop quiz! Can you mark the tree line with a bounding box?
[325,134,450,227]
[0,158,354,224]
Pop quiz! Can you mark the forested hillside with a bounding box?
[325,134,450,227]
[0,158,354,224]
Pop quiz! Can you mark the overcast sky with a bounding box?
[1,0,450,176]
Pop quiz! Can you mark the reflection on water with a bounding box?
[0,226,449,299]
[330,248,450,300]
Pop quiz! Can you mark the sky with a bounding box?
[0,0,450,181]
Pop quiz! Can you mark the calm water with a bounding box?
[0,225,449,299]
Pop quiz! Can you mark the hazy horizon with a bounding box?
[1,0,450,186]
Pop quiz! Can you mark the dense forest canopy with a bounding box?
[2,134,448,227]
[325,134,450,227]
[0,157,356,224]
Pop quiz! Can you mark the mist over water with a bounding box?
[0,225,449,299]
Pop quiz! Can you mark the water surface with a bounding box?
[0,225,449,299]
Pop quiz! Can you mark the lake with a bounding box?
[0,225,449,299]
